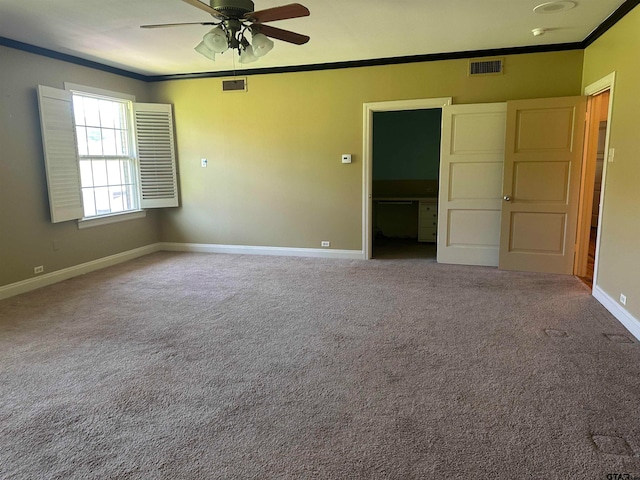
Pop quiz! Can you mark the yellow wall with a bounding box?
[0,45,588,289]
[2,15,638,324]
[582,5,640,319]
[0,46,160,287]
[151,50,584,251]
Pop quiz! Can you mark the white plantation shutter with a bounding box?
[37,85,84,223]
[134,103,179,208]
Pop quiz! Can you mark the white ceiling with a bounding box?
[0,0,628,77]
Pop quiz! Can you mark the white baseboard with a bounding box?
[593,285,640,341]
[0,244,161,301]
[0,242,363,301]
[2,243,635,341]
[159,242,365,260]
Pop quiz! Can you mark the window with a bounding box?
[71,92,138,218]
[37,84,178,225]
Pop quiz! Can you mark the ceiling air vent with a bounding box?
[469,58,504,76]
[222,78,247,92]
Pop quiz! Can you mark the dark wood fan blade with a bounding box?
[256,24,309,45]
[141,22,218,29]
[181,0,227,20]
[244,3,310,23]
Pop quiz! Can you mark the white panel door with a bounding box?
[499,96,586,274]
[437,103,507,266]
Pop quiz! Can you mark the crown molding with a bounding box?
[145,43,584,82]
[0,36,147,81]
[583,0,640,48]
[1,0,637,82]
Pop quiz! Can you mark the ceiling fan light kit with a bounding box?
[251,33,274,57]
[195,40,217,60]
[203,26,229,53]
[239,39,257,63]
[142,0,310,65]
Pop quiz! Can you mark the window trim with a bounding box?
[65,83,140,223]
[77,209,147,230]
[37,83,179,225]
[64,83,136,102]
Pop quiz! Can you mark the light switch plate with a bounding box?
[342,154,352,164]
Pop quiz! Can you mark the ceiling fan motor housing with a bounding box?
[210,0,255,17]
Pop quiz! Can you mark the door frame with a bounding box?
[575,72,616,287]
[362,97,452,259]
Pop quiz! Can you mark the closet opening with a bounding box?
[371,108,442,260]
[576,89,611,288]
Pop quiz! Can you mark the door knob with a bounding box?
[503,195,511,202]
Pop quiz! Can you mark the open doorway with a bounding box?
[371,108,442,260]
[362,98,452,260]
[575,74,615,288]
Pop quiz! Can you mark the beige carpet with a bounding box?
[1,252,639,479]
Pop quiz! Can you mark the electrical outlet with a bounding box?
[201,158,208,168]
[321,241,330,248]
[34,266,44,275]
[620,294,627,306]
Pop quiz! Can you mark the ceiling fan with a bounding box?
[141,0,310,64]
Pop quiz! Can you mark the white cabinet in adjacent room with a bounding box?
[418,200,437,243]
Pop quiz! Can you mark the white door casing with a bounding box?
[583,72,616,289]
[362,98,452,259]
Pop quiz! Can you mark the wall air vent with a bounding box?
[469,58,504,76]
[222,78,247,92]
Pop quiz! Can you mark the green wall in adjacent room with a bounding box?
[373,109,442,181]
